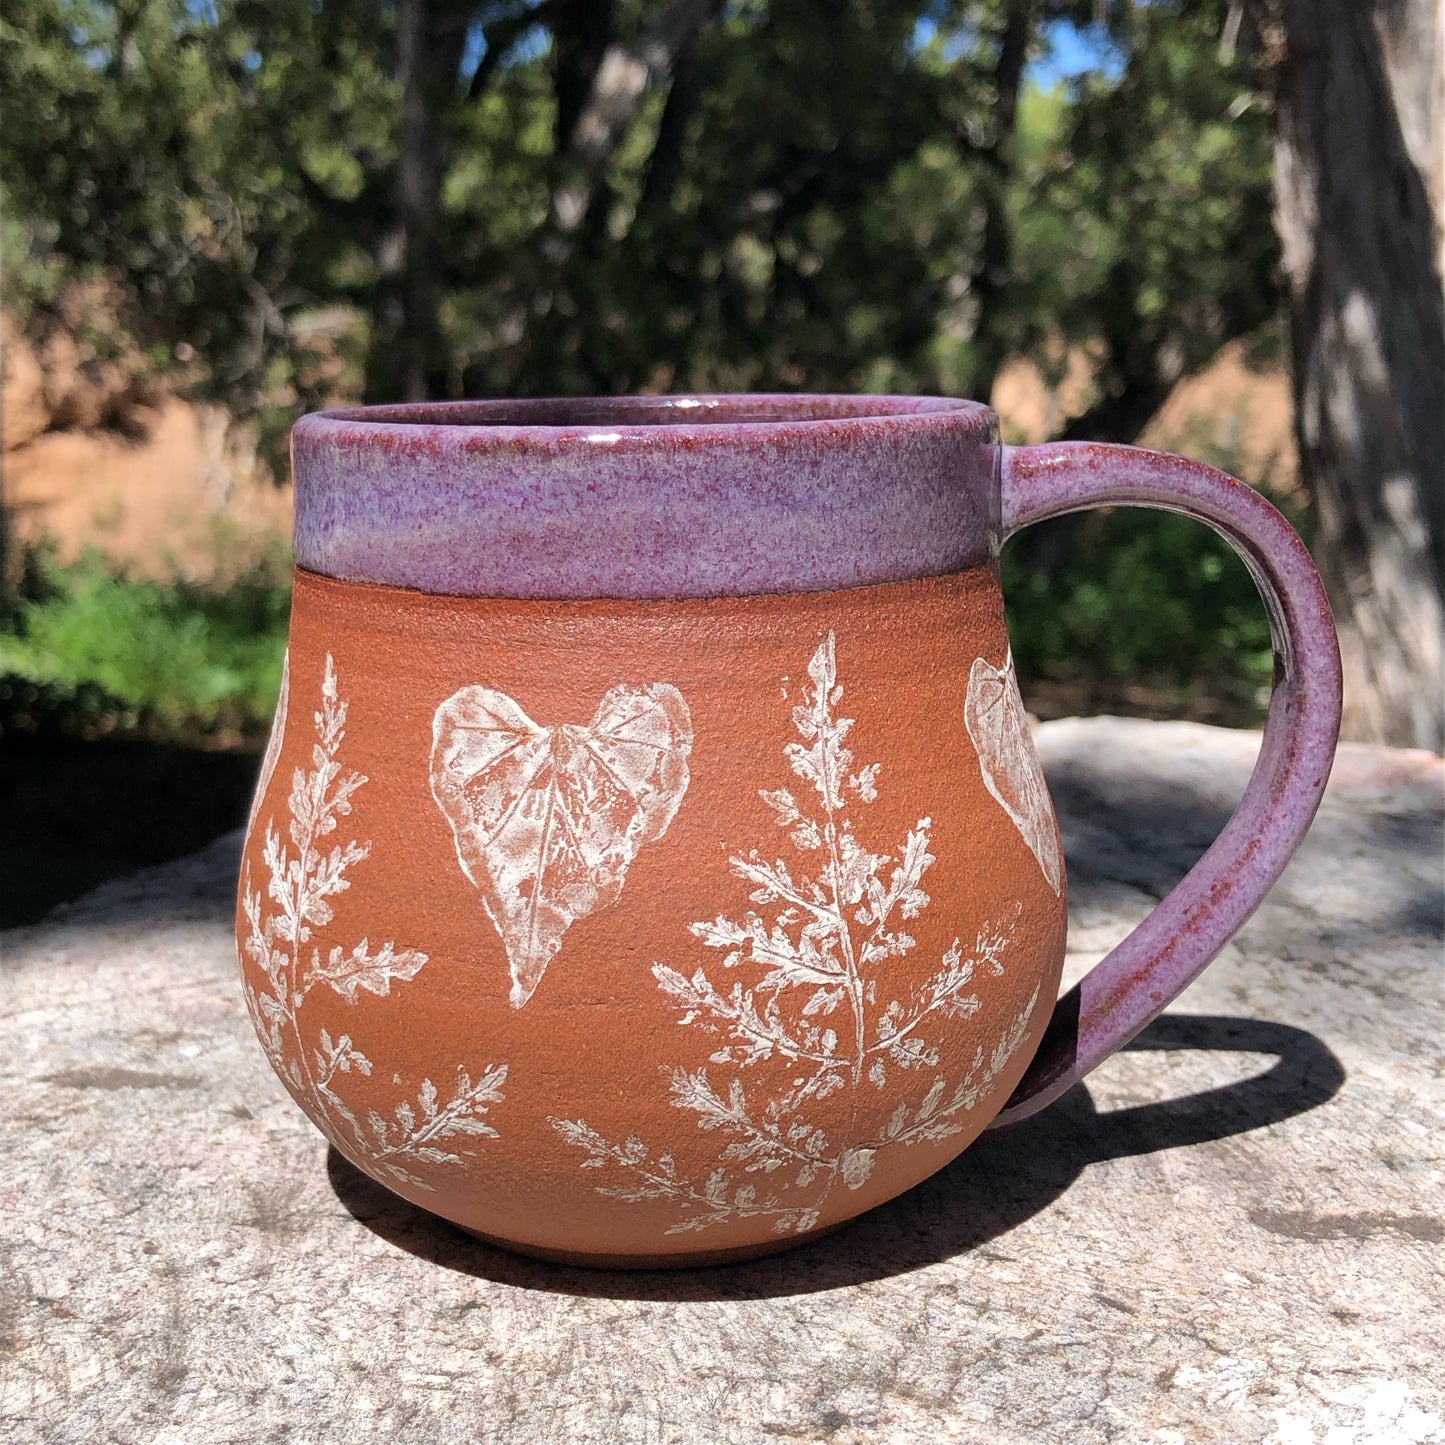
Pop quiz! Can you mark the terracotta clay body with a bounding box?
[239,566,1065,1264]
[237,395,1341,1267]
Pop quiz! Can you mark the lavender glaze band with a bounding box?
[293,395,997,599]
[986,441,1343,1128]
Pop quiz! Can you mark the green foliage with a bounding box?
[997,3,1278,432]
[1,550,290,737]
[1002,509,1275,722]
[0,0,384,448]
[1001,418,1297,724]
[1,1,1278,430]
[0,186,68,318]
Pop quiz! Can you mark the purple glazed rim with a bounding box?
[299,392,991,440]
[291,393,1002,600]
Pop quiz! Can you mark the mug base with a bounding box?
[456,1219,851,1271]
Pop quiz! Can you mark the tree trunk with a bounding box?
[965,0,1038,400]
[509,0,722,390]
[382,0,469,402]
[546,0,723,241]
[552,0,616,157]
[1270,0,1445,749]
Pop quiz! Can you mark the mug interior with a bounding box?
[316,394,980,431]
[292,393,1000,600]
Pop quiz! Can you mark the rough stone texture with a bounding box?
[2,718,1441,1445]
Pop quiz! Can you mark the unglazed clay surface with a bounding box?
[240,654,510,1194]
[547,630,1042,1241]
[235,565,1067,1263]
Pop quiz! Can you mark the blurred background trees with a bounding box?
[1,0,1439,779]
[1,0,1281,429]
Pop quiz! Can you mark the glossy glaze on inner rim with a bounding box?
[292,393,1002,601]
[312,393,985,432]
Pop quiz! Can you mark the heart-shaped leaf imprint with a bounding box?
[964,650,1062,896]
[430,682,693,1006]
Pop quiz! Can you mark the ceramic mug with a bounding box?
[236,395,1341,1267]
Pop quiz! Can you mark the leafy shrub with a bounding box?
[1002,504,1282,724]
[1,548,289,740]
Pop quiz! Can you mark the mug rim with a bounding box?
[299,393,994,448]
[291,392,1002,600]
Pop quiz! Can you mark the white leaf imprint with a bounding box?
[964,649,1063,896]
[430,681,693,1007]
[313,938,429,1001]
[550,632,1037,1236]
[241,654,507,1188]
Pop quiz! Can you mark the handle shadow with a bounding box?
[326,1011,1345,1300]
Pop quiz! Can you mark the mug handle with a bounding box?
[985,441,1343,1129]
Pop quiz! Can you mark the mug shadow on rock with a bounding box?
[327,1013,1345,1302]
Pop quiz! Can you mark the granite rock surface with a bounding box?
[2,718,1441,1445]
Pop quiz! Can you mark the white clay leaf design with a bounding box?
[430,682,694,1007]
[313,938,430,1001]
[364,1063,510,1186]
[549,632,1037,1236]
[964,649,1063,896]
[241,654,507,1189]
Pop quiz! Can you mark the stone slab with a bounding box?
[2,718,1441,1445]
